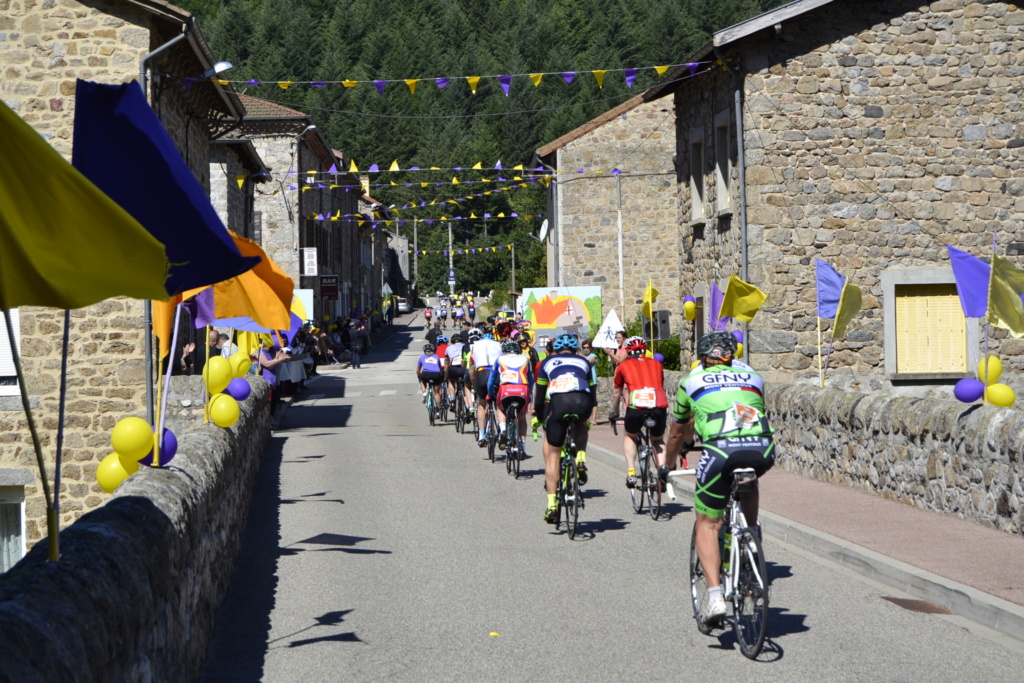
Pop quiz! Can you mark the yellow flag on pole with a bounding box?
[988,254,1024,337]
[719,274,767,323]
[832,280,862,338]
[641,278,659,319]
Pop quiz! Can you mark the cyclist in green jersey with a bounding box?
[665,331,775,626]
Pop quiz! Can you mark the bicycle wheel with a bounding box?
[733,531,769,659]
[440,384,449,423]
[486,410,497,462]
[427,392,435,427]
[647,452,662,520]
[454,393,464,433]
[566,459,581,539]
[689,523,713,635]
[630,447,648,513]
[505,407,517,474]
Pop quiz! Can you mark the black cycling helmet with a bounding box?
[696,331,737,365]
[451,334,462,343]
[423,343,436,353]
[501,340,519,354]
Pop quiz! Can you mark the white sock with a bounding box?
[709,586,723,601]
[499,423,507,433]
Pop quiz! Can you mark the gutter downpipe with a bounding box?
[715,45,750,364]
[139,18,194,425]
[534,151,559,286]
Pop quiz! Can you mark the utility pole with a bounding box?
[447,220,454,296]
[616,174,624,313]
[511,242,517,316]
[413,219,419,296]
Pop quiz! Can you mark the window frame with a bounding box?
[882,268,976,380]
[0,309,20,398]
[714,109,733,215]
[0,479,27,574]
[688,128,706,225]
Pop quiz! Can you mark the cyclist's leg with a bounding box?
[694,442,731,588]
[474,371,490,441]
[623,408,643,483]
[649,408,668,468]
[734,437,776,528]
[544,397,570,503]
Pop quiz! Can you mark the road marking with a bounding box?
[379,390,397,396]
[346,392,362,397]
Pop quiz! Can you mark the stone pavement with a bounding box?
[584,419,1024,642]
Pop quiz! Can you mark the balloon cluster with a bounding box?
[954,356,1015,407]
[204,352,254,428]
[97,418,179,493]
[683,296,696,321]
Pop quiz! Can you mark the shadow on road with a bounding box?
[266,609,364,650]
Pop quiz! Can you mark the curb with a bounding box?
[585,440,1024,643]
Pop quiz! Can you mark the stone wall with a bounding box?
[672,0,1024,393]
[0,377,270,681]
[553,98,683,328]
[209,144,254,239]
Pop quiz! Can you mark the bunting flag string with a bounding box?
[281,161,633,177]
[176,62,707,95]
[307,212,543,226]
[408,243,514,257]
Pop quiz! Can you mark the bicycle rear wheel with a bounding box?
[733,531,769,659]
[440,384,449,423]
[427,392,435,427]
[647,454,662,520]
[505,407,518,474]
[689,524,713,635]
[563,455,581,539]
[486,410,497,462]
[630,447,648,513]
[454,393,464,433]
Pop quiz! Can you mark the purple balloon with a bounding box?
[682,295,696,304]
[225,377,252,402]
[732,329,745,344]
[140,427,177,467]
[953,378,985,403]
[653,353,665,363]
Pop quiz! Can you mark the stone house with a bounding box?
[536,95,683,333]
[644,0,1024,393]
[0,0,252,566]
[234,95,360,322]
[354,194,389,324]
[209,138,270,242]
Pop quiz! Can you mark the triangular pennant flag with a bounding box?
[404,79,418,94]
[688,63,699,77]
[277,81,292,90]
[342,79,357,87]
[368,163,379,173]
[624,68,638,88]
[513,164,524,171]
[947,245,990,317]
[389,159,399,171]
[349,160,358,173]
[235,174,246,190]
[452,176,459,185]
[561,72,576,84]
[815,259,845,319]
[435,77,450,89]
[373,80,387,95]
[592,70,606,88]
[988,254,1024,337]
[310,82,326,88]
[472,161,483,170]
[498,75,512,96]
[466,76,480,94]
[529,73,543,87]
[654,65,669,77]
[327,163,337,174]
[719,275,767,323]
[494,160,502,170]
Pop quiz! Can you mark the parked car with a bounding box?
[397,297,411,313]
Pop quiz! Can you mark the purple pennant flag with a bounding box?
[409,166,420,171]
[484,213,491,218]
[688,63,698,77]
[327,163,337,174]
[577,169,585,173]
[947,245,990,317]
[182,78,197,92]
[510,212,518,217]
[368,164,379,172]
[310,81,326,88]
[534,166,544,171]
[443,250,448,256]
[316,213,324,220]
[498,75,513,96]
[709,281,731,331]
[288,185,297,191]
[494,160,502,170]
[435,77,450,89]
[187,287,216,329]
[317,183,326,188]
[815,259,845,319]
[453,166,461,171]
[457,250,463,254]
[612,168,621,175]
[287,171,297,175]
[498,177,506,182]
[405,184,413,188]
[624,68,638,88]
[420,200,426,206]
[561,72,576,84]
[373,80,387,95]
[247,79,262,86]
[435,182,443,187]
[426,220,434,225]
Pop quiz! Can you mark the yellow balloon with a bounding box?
[985,383,1015,407]
[977,356,1003,385]
[203,356,233,394]
[111,416,153,461]
[209,393,240,428]
[736,342,745,359]
[96,452,137,493]
[691,360,702,370]
[230,351,251,378]
[683,301,696,321]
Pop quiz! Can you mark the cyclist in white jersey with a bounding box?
[445,334,467,409]
[469,332,503,447]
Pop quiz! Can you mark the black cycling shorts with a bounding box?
[473,369,491,400]
[447,366,466,383]
[624,407,667,437]
[421,373,443,386]
[543,392,594,448]
[694,436,775,519]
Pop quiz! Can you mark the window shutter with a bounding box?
[895,284,965,374]
[0,309,20,396]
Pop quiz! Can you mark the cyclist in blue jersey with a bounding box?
[533,334,596,523]
[417,343,444,413]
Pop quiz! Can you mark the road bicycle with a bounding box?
[425,381,438,427]
[484,399,499,462]
[453,384,467,434]
[611,414,662,519]
[688,467,769,659]
[535,414,585,539]
[503,400,523,478]
[439,378,449,423]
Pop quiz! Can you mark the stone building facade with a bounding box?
[650,0,1024,394]
[209,138,269,241]
[538,95,683,331]
[0,0,249,554]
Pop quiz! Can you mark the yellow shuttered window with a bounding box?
[894,284,966,374]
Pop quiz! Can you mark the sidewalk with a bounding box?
[584,419,1024,642]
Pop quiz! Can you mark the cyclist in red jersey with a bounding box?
[610,336,669,489]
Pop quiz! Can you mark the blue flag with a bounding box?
[947,245,990,318]
[815,259,845,319]
[72,80,259,296]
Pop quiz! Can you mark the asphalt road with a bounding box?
[201,319,1024,681]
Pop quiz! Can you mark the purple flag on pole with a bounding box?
[709,281,731,331]
[947,245,990,317]
[624,68,638,88]
[498,75,512,96]
[435,78,450,89]
[187,287,216,329]
[561,72,576,84]
[815,259,845,319]
[373,80,387,95]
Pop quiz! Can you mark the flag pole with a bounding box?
[156,304,182,467]
[3,307,59,561]
[204,324,211,423]
[817,315,824,388]
[53,310,71,547]
[983,232,997,403]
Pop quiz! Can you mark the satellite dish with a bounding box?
[538,219,549,243]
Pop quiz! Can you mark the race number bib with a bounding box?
[550,374,580,393]
[721,403,761,433]
[631,388,657,409]
[450,356,462,366]
[500,369,520,384]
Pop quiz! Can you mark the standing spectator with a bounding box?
[218,332,238,358]
[350,318,368,368]
[259,341,290,415]
[582,338,600,424]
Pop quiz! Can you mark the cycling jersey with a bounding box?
[487,353,533,398]
[470,338,502,370]
[439,308,448,318]
[417,353,443,375]
[436,343,449,365]
[453,307,464,318]
[536,354,593,395]
[613,356,668,409]
[673,363,773,441]
[445,342,465,367]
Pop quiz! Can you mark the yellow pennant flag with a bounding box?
[654,65,669,77]
[988,254,1024,337]
[389,159,400,171]
[832,280,863,338]
[513,164,524,171]
[466,76,481,94]
[277,81,292,90]
[529,73,543,87]
[470,213,477,219]
[301,186,311,193]
[592,70,606,88]
[452,176,459,185]
[390,180,397,186]
[497,212,505,218]
[349,160,358,173]
[719,274,767,323]
[342,79,357,88]
[642,278,659,319]
[405,79,418,94]
[472,162,483,170]
[235,174,246,190]
[430,198,437,205]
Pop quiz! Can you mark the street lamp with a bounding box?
[202,61,233,79]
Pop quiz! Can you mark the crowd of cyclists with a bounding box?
[414,306,776,628]
[424,291,477,329]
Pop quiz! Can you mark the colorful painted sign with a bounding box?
[521,286,602,343]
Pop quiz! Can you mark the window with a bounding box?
[883,269,970,379]
[0,309,20,398]
[0,484,26,573]
[714,110,733,214]
[689,129,705,223]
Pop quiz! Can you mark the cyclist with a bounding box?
[438,303,448,329]
[453,304,465,325]
[417,343,444,413]
[467,301,476,323]
[445,334,466,410]
[424,306,432,326]
[469,331,503,447]
[488,339,533,454]
[533,334,596,523]
[610,336,669,490]
[665,331,775,627]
